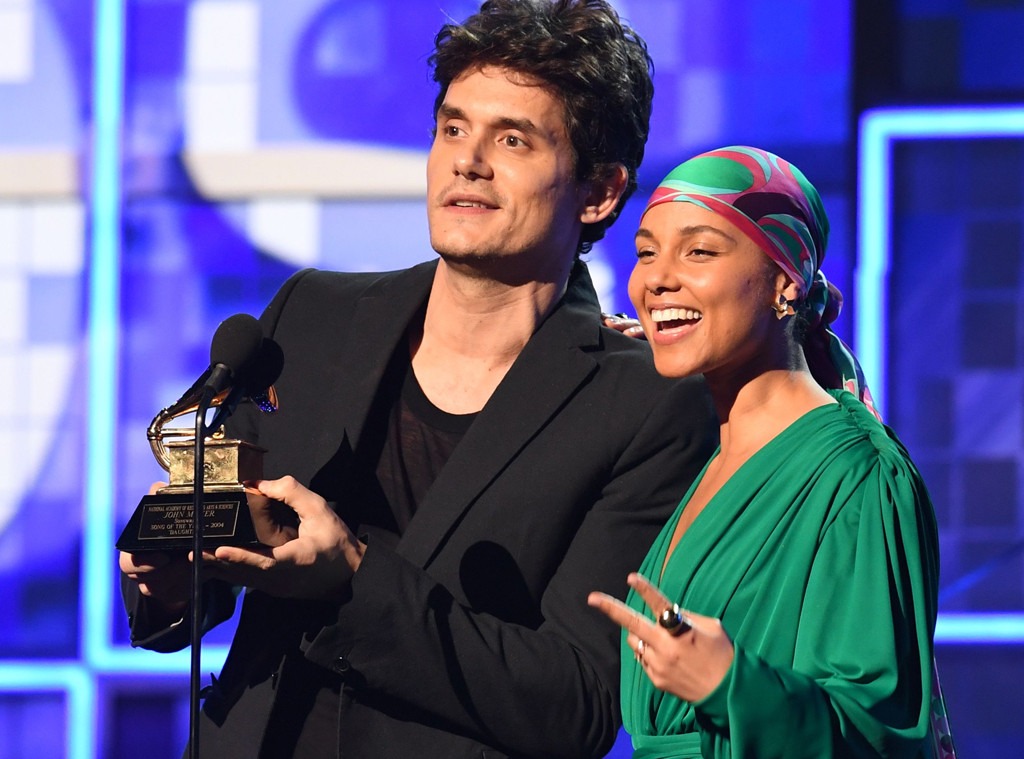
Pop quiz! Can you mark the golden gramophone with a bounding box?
[115,379,295,553]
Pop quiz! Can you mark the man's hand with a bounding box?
[246,487,300,547]
[204,476,365,599]
[119,549,192,613]
[119,480,191,615]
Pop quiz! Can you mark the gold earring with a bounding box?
[773,294,794,320]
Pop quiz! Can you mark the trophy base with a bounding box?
[116,489,274,553]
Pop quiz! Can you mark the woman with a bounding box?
[589,146,939,758]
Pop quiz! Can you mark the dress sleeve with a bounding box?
[694,448,940,758]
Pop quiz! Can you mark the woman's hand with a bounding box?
[588,573,734,703]
[602,312,647,339]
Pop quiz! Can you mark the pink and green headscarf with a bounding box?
[642,145,879,418]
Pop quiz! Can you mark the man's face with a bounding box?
[426,66,588,281]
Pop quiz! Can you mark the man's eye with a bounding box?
[503,135,523,147]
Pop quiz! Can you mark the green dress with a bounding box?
[622,390,939,758]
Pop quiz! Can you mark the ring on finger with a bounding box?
[634,638,646,663]
[658,604,691,636]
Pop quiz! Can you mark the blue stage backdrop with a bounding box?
[0,1,1020,756]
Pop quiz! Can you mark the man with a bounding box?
[120,1,716,756]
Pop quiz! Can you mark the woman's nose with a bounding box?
[642,257,679,294]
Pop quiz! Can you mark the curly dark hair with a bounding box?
[429,0,655,255]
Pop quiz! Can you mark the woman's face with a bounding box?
[628,201,783,381]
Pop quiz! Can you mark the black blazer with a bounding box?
[125,260,716,758]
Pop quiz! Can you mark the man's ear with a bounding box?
[579,164,628,224]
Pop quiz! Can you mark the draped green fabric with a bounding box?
[621,390,939,758]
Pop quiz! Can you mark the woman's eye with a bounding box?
[636,247,655,259]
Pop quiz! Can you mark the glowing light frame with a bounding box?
[0,0,222,755]
[83,0,226,674]
[0,665,94,759]
[80,0,230,679]
[858,105,1024,644]
[0,0,125,754]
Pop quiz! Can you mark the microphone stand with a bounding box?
[189,385,217,759]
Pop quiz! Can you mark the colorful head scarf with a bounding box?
[641,145,879,418]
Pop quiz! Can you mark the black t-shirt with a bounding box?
[341,339,478,543]
[376,355,477,533]
[280,338,478,758]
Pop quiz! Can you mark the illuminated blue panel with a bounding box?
[82,0,234,677]
[83,0,126,666]
[936,613,1024,644]
[857,105,1024,417]
[0,664,94,759]
[858,105,1024,645]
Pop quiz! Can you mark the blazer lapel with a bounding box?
[322,260,437,462]
[398,263,604,567]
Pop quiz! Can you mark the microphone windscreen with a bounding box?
[209,313,264,378]
[245,337,284,390]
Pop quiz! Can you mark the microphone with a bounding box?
[203,314,284,429]
[154,314,283,424]
[242,335,285,410]
[205,313,265,395]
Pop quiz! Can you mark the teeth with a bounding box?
[651,307,702,322]
[454,201,489,208]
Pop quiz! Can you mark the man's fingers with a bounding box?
[203,546,277,588]
[119,550,173,574]
[250,475,305,504]
[211,545,275,568]
[249,476,324,520]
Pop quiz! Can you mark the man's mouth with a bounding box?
[452,200,495,208]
